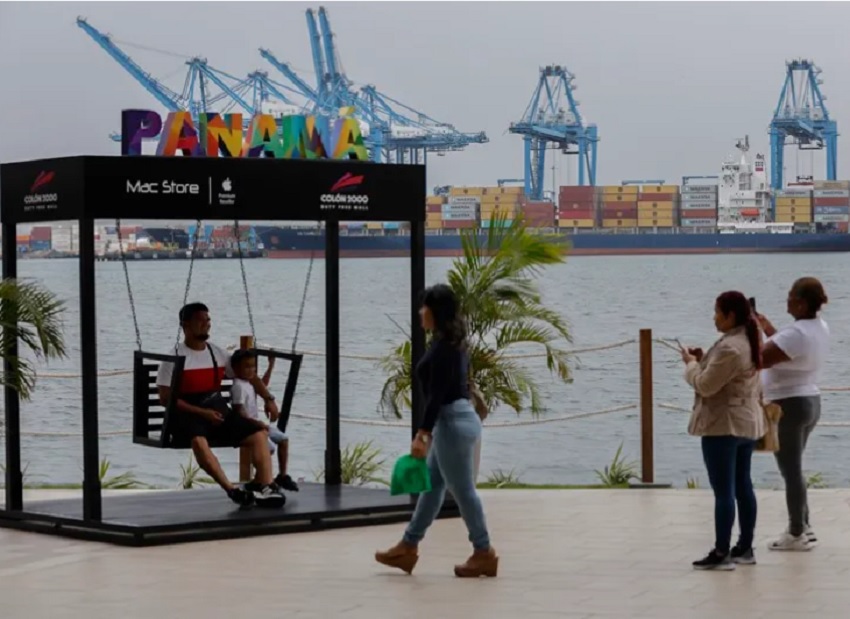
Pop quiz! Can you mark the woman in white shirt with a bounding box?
[759,277,830,552]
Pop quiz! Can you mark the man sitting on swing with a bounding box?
[156,302,286,508]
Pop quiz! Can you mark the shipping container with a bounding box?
[441,220,476,229]
[426,196,446,205]
[29,240,51,251]
[813,205,850,215]
[638,200,676,210]
[814,214,850,223]
[442,212,478,221]
[484,186,524,196]
[601,185,639,195]
[383,222,400,230]
[682,185,718,194]
[641,185,679,194]
[481,219,514,228]
[559,186,595,198]
[837,222,850,233]
[775,197,811,207]
[481,194,521,205]
[679,208,717,219]
[681,193,717,203]
[813,180,850,190]
[776,205,811,216]
[813,189,850,198]
[447,196,481,207]
[15,235,30,244]
[425,221,441,230]
[601,207,638,218]
[638,194,676,202]
[426,212,442,222]
[558,200,596,211]
[776,214,812,223]
[678,200,716,210]
[602,219,638,228]
[557,218,595,228]
[366,223,382,230]
[556,209,595,220]
[449,187,485,197]
[602,194,637,202]
[680,218,717,226]
[775,189,812,198]
[812,197,850,207]
[638,218,676,228]
[426,204,442,213]
[30,226,52,242]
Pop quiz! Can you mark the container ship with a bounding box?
[260,138,850,258]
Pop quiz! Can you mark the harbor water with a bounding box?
[2,253,850,489]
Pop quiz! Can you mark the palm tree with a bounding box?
[378,212,573,419]
[0,278,67,400]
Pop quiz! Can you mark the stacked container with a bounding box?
[444,188,482,230]
[29,226,52,252]
[426,196,445,230]
[638,184,679,228]
[480,187,519,228]
[519,200,556,228]
[557,186,596,228]
[813,181,850,232]
[600,185,638,228]
[775,189,813,225]
[680,183,718,229]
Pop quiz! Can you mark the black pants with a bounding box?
[774,396,821,536]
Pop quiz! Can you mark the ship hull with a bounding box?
[261,229,850,259]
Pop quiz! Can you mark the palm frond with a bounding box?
[0,278,68,400]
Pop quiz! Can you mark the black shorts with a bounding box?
[175,413,263,448]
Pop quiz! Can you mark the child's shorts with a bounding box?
[267,424,288,454]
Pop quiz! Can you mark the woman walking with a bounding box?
[759,277,830,552]
[375,284,497,578]
[680,291,764,571]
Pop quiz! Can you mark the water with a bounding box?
[3,253,850,489]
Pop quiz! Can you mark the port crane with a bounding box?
[769,59,837,190]
[260,6,488,164]
[509,65,599,200]
[77,18,307,143]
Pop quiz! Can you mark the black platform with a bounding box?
[0,483,459,547]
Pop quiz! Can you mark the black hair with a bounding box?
[230,349,257,370]
[792,277,828,316]
[421,284,466,348]
[179,302,209,324]
[716,291,762,370]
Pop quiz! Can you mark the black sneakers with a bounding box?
[730,545,756,565]
[692,549,735,571]
[275,474,300,492]
[227,486,254,507]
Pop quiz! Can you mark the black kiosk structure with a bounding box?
[0,154,458,546]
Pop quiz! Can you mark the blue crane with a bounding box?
[509,65,599,200]
[769,59,837,190]
[77,18,303,143]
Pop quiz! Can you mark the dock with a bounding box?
[2,487,849,617]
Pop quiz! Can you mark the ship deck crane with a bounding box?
[509,65,599,200]
[769,59,837,190]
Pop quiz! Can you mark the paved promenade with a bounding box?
[1,488,849,618]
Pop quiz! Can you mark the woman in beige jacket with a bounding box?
[680,291,765,571]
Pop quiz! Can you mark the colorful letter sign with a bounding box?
[121,108,369,161]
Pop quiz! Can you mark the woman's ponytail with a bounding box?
[716,290,763,370]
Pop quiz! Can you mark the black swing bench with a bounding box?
[132,347,303,449]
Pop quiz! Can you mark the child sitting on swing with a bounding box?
[230,349,299,492]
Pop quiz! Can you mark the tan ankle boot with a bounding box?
[454,547,499,578]
[375,541,419,574]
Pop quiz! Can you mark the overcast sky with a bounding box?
[3,1,850,192]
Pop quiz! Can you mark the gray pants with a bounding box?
[774,396,821,536]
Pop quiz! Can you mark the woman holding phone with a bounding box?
[679,291,765,570]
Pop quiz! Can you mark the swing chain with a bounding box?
[176,219,204,348]
[233,219,256,345]
[290,222,319,354]
[116,218,143,351]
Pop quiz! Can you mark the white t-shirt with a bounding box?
[156,342,233,395]
[761,318,830,401]
[231,378,259,420]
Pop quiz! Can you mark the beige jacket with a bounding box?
[684,327,765,439]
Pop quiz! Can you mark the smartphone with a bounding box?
[749,297,757,312]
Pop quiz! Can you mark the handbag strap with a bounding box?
[206,344,222,390]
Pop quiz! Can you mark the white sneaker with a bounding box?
[804,526,818,546]
[768,531,813,552]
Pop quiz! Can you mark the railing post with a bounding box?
[639,328,654,484]
[239,335,253,482]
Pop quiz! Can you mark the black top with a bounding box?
[416,337,470,432]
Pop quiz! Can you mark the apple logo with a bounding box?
[222,178,232,192]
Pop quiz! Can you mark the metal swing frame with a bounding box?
[117,217,314,450]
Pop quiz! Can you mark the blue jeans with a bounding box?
[403,399,491,551]
[701,435,757,554]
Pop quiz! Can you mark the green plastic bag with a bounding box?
[390,454,432,496]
